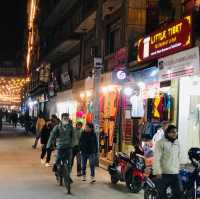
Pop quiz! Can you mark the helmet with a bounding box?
[188,148,200,162]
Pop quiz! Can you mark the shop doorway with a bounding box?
[179,77,200,163]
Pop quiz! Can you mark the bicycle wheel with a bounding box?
[63,165,71,194]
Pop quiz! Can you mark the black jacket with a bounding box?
[40,125,51,145]
[80,131,98,154]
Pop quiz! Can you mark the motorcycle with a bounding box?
[108,151,145,193]
[144,147,200,199]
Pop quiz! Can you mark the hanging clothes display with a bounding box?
[131,95,145,118]
[152,94,161,119]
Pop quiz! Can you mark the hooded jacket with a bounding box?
[153,137,180,175]
[80,131,98,154]
[46,123,73,149]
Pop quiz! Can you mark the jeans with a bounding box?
[157,174,183,199]
[81,153,96,177]
[56,148,72,174]
[41,144,52,163]
[71,146,81,175]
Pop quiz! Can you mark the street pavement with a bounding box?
[0,125,143,199]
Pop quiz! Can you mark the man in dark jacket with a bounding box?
[80,123,98,183]
[40,120,52,167]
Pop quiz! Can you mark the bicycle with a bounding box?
[54,159,71,194]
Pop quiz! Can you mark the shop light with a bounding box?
[80,92,85,99]
[150,68,159,77]
[124,87,133,96]
[86,91,92,97]
[101,86,109,93]
[138,82,145,89]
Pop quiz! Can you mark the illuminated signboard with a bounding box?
[137,15,192,62]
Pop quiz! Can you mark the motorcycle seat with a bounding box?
[118,152,130,162]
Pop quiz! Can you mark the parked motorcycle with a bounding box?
[143,147,200,199]
[108,151,145,193]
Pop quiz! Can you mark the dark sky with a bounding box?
[0,0,27,65]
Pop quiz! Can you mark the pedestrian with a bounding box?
[46,113,74,182]
[0,109,3,131]
[40,120,53,167]
[80,123,98,183]
[153,125,183,199]
[32,112,45,149]
[71,121,83,177]
[11,111,18,128]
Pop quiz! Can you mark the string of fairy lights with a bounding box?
[26,0,38,74]
[0,77,28,105]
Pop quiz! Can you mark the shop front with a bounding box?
[53,89,77,121]
[158,46,200,163]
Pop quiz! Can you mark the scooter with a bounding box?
[108,151,145,193]
[144,147,200,199]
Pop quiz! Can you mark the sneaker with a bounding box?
[45,163,51,167]
[90,176,96,183]
[82,176,86,181]
[41,159,45,164]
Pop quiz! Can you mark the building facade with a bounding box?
[25,0,200,165]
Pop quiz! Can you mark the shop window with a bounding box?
[106,20,121,55]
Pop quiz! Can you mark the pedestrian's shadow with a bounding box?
[107,182,130,193]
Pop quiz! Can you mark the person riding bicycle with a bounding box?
[153,125,183,199]
[46,113,74,182]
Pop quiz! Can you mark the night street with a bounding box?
[0,126,143,199]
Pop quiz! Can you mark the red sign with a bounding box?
[107,48,127,70]
[137,15,192,63]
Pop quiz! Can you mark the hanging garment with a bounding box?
[109,121,115,147]
[99,96,104,113]
[131,95,145,118]
[86,112,93,123]
[87,101,93,113]
[109,91,117,117]
[142,122,152,140]
[104,93,110,118]
[147,98,153,121]
[157,95,164,121]
[163,94,171,121]
[152,95,161,119]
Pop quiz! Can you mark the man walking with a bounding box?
[32,112,45,149]
[153,125,183,199]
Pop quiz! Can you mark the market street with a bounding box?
[0,126,143,199]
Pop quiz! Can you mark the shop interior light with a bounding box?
[101,86,108,93]
[80,92,85,99]
[150,68,159,77]
[86,91,92,97]
[124,87,133,96]
[138,82,145,89]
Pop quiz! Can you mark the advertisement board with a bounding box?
[137,16,192,62]
[158,47,200,81]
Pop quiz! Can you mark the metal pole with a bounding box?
[93,0,103,165]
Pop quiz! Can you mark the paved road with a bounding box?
[0,125,143,199]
